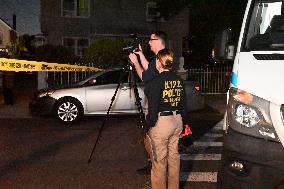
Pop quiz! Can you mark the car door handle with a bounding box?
[121,86,130,90]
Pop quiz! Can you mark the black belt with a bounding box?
[159,110,181,116]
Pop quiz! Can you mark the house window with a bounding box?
[77,38,89,57]
[62,0,90,17]
[63,37,89,57]
[146,1,159,21]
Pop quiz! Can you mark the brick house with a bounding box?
[40,0,189,61]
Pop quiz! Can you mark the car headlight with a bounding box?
[234,104,260,127]
[38,91,55,98]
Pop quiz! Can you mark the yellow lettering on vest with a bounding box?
[171,102,178,107]
[163,90,168,98]
[175,89,181,96]
[169,89,175,97]
[165,81,170,89]
[177,81,182,88]
[163,89,175,98]
[173,81,176,88]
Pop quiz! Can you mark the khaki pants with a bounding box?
[148,113,183,189]
[143,96,152,159]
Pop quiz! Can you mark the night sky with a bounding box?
[0,0,40,35]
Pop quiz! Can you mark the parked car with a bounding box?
[29,68,204,123]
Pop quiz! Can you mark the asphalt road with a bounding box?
[0,105,224,189]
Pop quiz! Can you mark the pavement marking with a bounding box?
[203,133,223,138]
[211,126,223,132]
[180,153,222,161]
[193,141,223,147]
[178,119,223,184]
[180,172,218,182]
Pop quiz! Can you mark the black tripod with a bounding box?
[88,63,147,163]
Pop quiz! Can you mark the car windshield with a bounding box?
[76,68,141,86]
[243,0,284,51]
[75,71,103,85]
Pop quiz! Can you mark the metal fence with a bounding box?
[46,71,97,87]
[46,61,99,87]
[187,65,233,94]
[45,62,232,94]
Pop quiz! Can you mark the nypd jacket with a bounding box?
[146,71,188,127]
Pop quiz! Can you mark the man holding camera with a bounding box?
[128,31,167,175]
[129,31,167,82]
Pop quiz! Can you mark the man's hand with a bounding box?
[134,44,149,70]
[128,51,143,80]
[128,53,139,65]
[129,44,143,64]
[128,44,148,80]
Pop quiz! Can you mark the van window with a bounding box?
[243,1,284,51]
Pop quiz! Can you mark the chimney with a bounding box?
[12,14,16,30]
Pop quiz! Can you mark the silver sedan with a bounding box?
[29,68,204,123]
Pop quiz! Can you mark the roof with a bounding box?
[0,18,14,30]
[0,0,40,35]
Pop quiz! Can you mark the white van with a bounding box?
[215,0,284,188]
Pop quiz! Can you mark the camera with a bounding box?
[123,33,140,52]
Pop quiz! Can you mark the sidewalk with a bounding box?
[0,90,33,118]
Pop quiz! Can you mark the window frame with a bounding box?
[62,37,90,57]
[61,0,90,18]
[241,1,283,51]
[146,1,160,22]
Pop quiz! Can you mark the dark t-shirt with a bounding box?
[142,58,159,97]
[146,71,188,127]
[142,58,159,82]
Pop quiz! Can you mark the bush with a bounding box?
[34,45,76,63]
[85,37,128,69]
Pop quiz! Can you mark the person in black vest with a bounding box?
[129,31,167,175]
[145,48,188,189]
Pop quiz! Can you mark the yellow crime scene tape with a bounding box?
[0,58,104,72]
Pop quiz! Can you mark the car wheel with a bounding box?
[54,98,83,123]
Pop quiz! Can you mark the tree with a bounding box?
[34,44,76,63]
[22,34,36,54]
[4,36,26,105]
[155,0,247,67]
[85,37,128,69]
[6,36,25,59]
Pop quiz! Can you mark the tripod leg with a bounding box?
[129,68,147,133]
[88,70,128,163]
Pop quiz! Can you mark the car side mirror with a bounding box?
[214,29,235,61]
